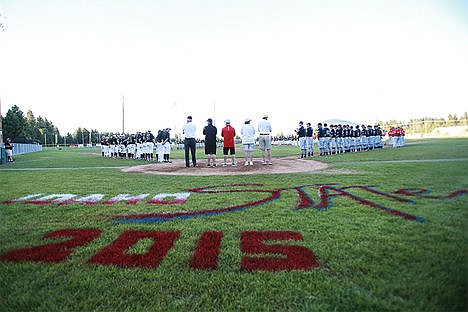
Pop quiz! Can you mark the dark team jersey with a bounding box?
[330,129,336,138]
[156,131,163,143]
[367,129,374,136]
[162,131,170,142]
[145,133,154,142]
[297,126,306,137]
[306,127,313,137]
[335,128,343,137]
[317,127,326,138]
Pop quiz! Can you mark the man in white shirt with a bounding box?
[241,118,256,166]
[183,116,197,167]
[258,114,272,165]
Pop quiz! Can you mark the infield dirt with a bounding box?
[122,156,329,176]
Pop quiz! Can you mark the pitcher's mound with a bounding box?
[122,156,329,176]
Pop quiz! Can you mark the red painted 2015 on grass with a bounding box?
[0,229,318,272]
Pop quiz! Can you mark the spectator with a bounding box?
[5,137,14,162]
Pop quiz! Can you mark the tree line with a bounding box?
[383,113,468,136]
[1,105,102,145]
[2,105,467,145]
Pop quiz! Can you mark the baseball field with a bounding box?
[0,138,466,311]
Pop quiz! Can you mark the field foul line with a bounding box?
[334,158,467,165]
[0,166,129,171]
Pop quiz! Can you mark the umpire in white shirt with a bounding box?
[183,115,197,167]
[258,114,273,165]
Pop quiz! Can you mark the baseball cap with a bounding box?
[225,119,230,124]
[207,118,213,123]
[245,118,251,123]
[263,114,268,119]
[187,116,192,120]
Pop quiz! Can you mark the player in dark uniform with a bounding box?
[296,121,307,158]
[367,125,374,150]
[374,125,383,148]
[323,123,331,155]
[101,136,108,157]
[335,124,344,154]
[306,122,314,157]
[155,130,164,162]
[317,123,326,156]
[361,125,368,151]
[162,128,172,162]
[343,125,350,153]
[145,131,155,161]
[329,125,336,155]
[354,125,362,152]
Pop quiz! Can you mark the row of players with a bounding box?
[388,126,406,148]
[296,123,405,157]
[100,129,172,162]
[101,124,406,161]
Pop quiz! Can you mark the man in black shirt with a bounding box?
[203,118,218,167]
[306,123,314,157]
[5,137,14,162]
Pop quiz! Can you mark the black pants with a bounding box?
[184,138,196,167]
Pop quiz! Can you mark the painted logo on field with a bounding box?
[3,184,467,223]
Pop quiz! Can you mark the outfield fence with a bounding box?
[0,143,43,156]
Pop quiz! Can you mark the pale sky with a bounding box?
[0,0,467,137]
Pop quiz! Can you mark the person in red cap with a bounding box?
[221,119,237,166]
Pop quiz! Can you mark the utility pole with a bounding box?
[173,102,177,140]
[122,96,125,134]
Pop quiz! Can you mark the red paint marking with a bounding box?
[189,231,223,270]
[88,230,180,268]
[240,231,318,271]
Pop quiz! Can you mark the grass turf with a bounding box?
[0,138,467,311]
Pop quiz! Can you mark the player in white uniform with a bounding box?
[162,128,172,162]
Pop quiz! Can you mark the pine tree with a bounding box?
[3,105,26,139]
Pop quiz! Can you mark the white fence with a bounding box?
[6,143,43,155]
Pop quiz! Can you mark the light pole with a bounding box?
[122,96,125,134]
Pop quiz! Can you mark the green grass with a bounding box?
[0,138,467,311]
